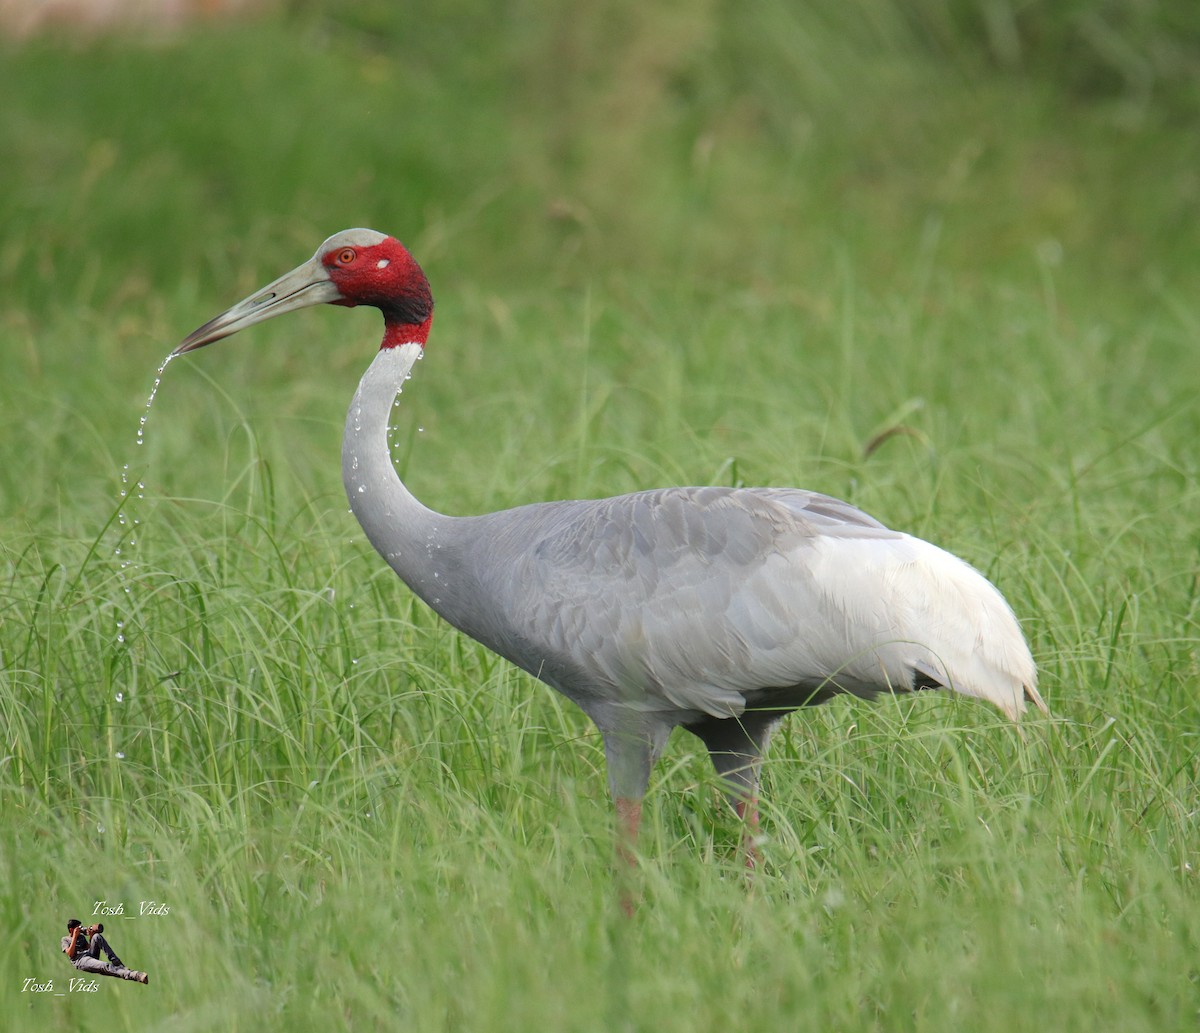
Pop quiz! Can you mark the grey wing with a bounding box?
[470,486,914,720]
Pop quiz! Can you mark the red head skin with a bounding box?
[321,238,434,349]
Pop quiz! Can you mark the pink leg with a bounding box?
[736,796,760,872]
[615,796,642,916]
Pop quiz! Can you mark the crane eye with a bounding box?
[338,248,357,265]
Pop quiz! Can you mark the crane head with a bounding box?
[173,229,433,355]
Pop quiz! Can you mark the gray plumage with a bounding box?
[176,228,1046,860]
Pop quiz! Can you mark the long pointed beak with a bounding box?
[174,255,343,355]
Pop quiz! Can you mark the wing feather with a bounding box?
[465,486,1036,725]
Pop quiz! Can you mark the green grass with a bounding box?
[2,2,1199,1030]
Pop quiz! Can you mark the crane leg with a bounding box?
[687,711,780,873]
[614,796,642,917]
[601,724,666,917]
[735,796,761,871]
[614,795,642,867]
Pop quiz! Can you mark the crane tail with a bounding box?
[873,536,1045,724]
[910,656,1041,723]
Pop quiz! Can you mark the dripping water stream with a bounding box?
[111,353,175,767]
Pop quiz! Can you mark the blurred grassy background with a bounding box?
[1,2,1199,1031]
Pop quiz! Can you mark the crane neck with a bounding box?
[342,342,455,606]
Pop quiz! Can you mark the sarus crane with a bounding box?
[174,228,1045,868]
